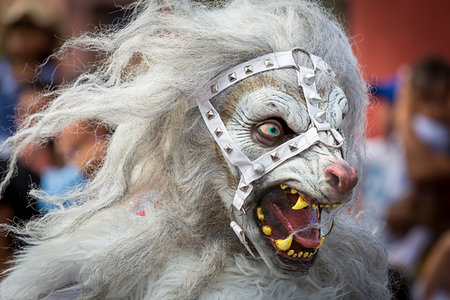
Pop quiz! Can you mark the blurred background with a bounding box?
[0,0,449,299]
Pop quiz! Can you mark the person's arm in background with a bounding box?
[420,231,450,300]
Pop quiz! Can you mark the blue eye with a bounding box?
[255,119,285,146]
[259,123,281,137]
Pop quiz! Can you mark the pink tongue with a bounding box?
[270,202,321,249]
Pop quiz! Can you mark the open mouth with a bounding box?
[256,184,340,262]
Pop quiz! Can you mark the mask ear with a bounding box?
[326,87,348,128]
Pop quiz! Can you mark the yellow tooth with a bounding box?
[280,184,289,190]
[275,236,293,251]
[315,237,324,250]
[303,252,309,258]
[292,195,309,210]
[290,188,298,194]
[312,202,318,210]
[298,251,303,257]
[331,204,341,210]
[308,252,314,258]
[287,250,294,256]
[312,249,317,255]
[262,225,272,236]
[293,253,297,258]
[257,207,264,221]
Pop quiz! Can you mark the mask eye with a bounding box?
[254,119,284,146]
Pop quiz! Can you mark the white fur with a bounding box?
[0,0,389,299]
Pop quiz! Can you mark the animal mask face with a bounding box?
[193,49,358,279]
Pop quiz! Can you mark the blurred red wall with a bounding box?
[347,0,450,137]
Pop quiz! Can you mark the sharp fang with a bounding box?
[262,225,272,236]
[257,207,264,221]
[290,188,298,194]
[275,235,293,251]
[287,250,294,256]
[292,195,309,210]
[315,236,324,250]
[303,252,309,258]
[280,184,289,190]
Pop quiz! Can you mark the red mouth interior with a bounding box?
[258,187,321,259]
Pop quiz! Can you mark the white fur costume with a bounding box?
[0,0,389,299]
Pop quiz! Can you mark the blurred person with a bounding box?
[0,0,62,152]
[37,120,111,213]
[15,84,61,175]
[386,57,450,299]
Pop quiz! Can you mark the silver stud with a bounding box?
[289,142,298,152]
[244,65,253,74]
[214,127,223,137]
[303,73,315,85]
[308,94,322,104]
[224,144,233,154]
[253,163,265,174]
[315,111,326,123]
[228,72,237,82]
[264,59,274,68]
[210,84,219,94]
[206,110,215,120]
[239,185,250,193]
[270,151,280,161]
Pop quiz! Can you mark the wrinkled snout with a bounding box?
[325,161,358,194]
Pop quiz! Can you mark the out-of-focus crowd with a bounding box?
[0,0,449,299]
[0,0,131,280]
[364,59,450,299]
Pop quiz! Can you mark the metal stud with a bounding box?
[308,94,322,105]
[315,111,326,123]
[210,84,219,94]
[244,65,253,74]
[239,185,250,193]
[253,163,265,174]
[289,142,298,152]
[228,72,237,82]
[224,144,233,154]
[303,73,315,85]
[214,127,223,137]
[206,110,215,120]
[264,59,274,68]
[270,151,280,161]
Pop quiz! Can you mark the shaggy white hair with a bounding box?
[0,0,389,299]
